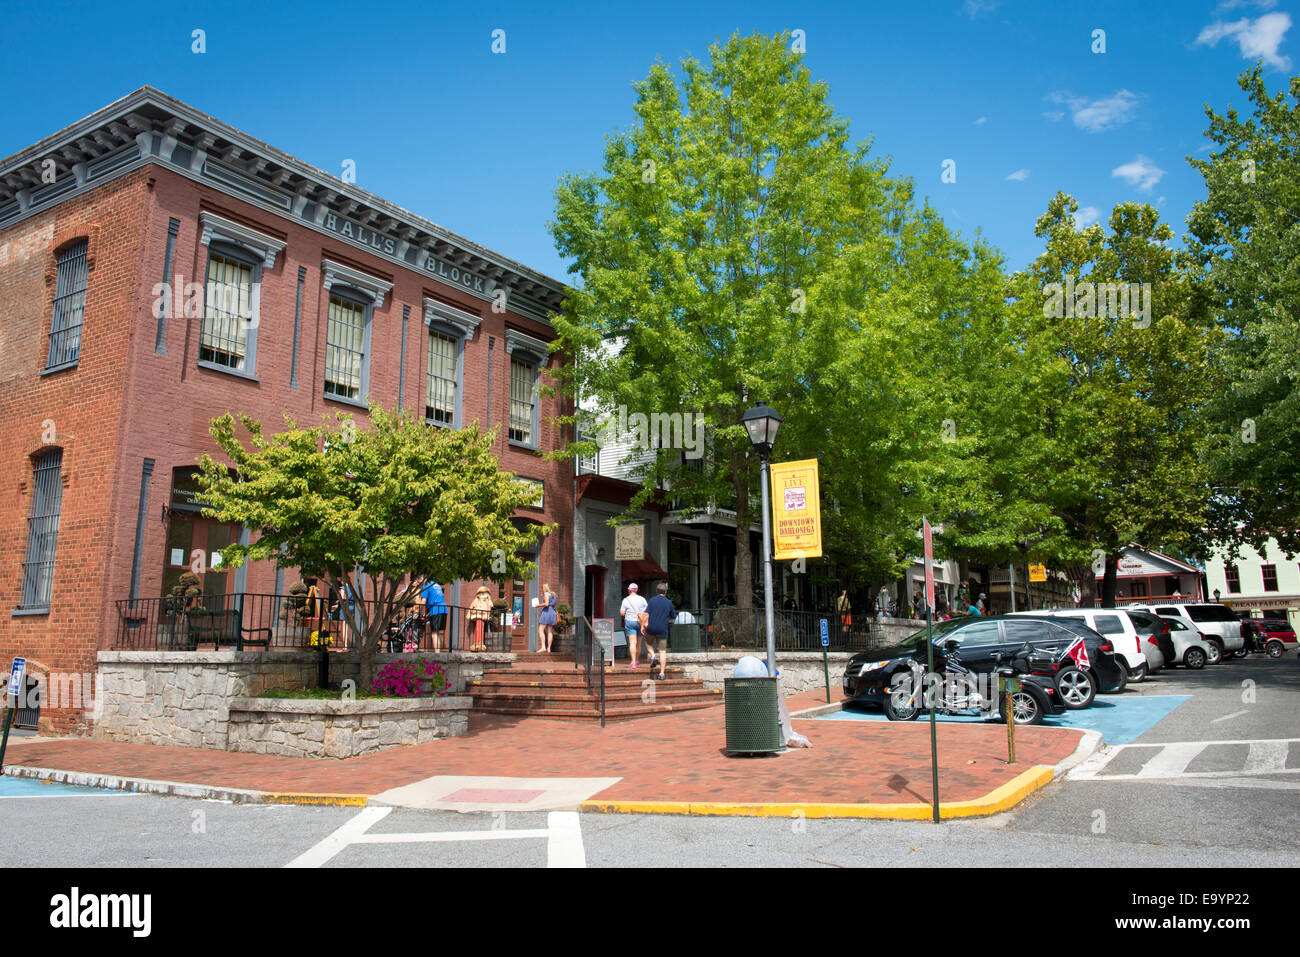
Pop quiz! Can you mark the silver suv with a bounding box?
[1128,603,1243,664]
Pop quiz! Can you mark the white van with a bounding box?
[1128,603,1244,665]
[1010,608,1159,680]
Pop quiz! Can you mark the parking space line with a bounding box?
[547,811,586,868]
[1244,741,1290,774]
[1135,742,1205,778]
[286,806,392,868]
[353,829,551,843]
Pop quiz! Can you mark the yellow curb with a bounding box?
[580,765,1054,820]
[261,792,370,806]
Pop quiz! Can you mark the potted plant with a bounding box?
[555,603,574,634]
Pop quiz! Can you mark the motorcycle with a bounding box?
[881,640,1058,726]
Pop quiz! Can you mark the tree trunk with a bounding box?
[1100,553,1119,608]
[733,447,753,614]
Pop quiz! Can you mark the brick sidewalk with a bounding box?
[3,687,1083,808]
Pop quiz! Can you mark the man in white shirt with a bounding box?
[619,582,648,668]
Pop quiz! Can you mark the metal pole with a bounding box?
[926,601,939,823]
[0,697,14,774]
[1010,562,1016,613]
[760,452,777,681]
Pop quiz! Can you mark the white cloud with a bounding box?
[1042,110,1065,122]
[1073,206,1101,228]
[1112,154,1166,192]
[1005,168,1030,181]
[1196,12,1292,70]
[1047,90,1140,132]
[974,116,988,125]
[963,0,999,18]
[1214,0,1276,13]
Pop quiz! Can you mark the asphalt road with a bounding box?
[0,656,1295,869]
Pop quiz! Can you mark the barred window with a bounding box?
[426,331,457,425]
[20,449,64,611]
[325,293,367,401]
[200,250,256,371]
[509,358,536,444]
[46,242,87,370]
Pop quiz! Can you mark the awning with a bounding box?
[620,554,668,581]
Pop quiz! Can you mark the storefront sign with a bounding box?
[592,618,616,661]
[771,459,822,560]
[1029,563,1047,583]
[614,524,644,561]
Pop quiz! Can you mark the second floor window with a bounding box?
[426,331,457,425]
[325,292,368,401]
[46,241,87,370]
[1225,565,1241,593]
[509,358,536,444]
[1261,564,1278,592]
[200,250,257,371]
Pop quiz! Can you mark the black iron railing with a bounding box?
[692,607,878,652]
[114,593,513,653]
[572,616,606,728]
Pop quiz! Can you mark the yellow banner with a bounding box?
[1028,563,1047,583]
[770,458,823,561]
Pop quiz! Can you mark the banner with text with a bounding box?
[771,458,823,561]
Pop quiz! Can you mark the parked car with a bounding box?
[1128,609,1210,669]
[1158,616,1211,669]
[1244,618,1298,658]
[1128,603,1244,664]
[844,615,1123,711]
[1012,608,1154,680]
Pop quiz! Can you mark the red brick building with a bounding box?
[0,88,572,732]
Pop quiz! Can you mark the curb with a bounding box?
[580,765,1055,820]
[790,700,844,718]
[1052,729,1104,779]
[1,765,368,806]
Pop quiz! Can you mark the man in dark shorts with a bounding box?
[643,581,676,680]
[421,579,448,651]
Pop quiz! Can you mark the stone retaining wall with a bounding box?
[93,650,507,750]
[669,652,856,696]
[227,696,472,758]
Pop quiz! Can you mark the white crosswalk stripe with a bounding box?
[1068,737,1300,788]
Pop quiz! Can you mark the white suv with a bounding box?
[1010,608,1159,680]
[1129,603,1243,665]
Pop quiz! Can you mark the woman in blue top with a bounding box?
[537,583,558,653]
[422,580,448,651]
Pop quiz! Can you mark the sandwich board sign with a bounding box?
[591,619,616,664]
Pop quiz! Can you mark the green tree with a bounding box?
[1187,66,1300,557]
[941,193,1222,605]
[196,407,547,684]
[549,31,956,607]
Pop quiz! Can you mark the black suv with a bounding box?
[844,614,1124,710]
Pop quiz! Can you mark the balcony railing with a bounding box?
[113,593,513,653]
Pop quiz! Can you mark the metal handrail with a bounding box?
[573,615,605,728]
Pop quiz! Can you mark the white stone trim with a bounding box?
[198,210,285,268]
[322,258,393,308]
[505,328,549,361]
[423,297,481,336]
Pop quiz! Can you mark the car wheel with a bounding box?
[882,677,920,721]
[1055,667,1095,709]
[1000,689,1043,726]
[1103,664,1127,694]
[1206,640,1223,665]
[1183,647,1206,670]
[1267,640,1285,659]
[1130,661,1149,683]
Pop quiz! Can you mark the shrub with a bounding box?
[370,660,422,698]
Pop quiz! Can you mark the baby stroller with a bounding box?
[384,610,423,653]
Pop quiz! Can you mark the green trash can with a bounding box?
[669,623,701,652]
[724,676,781,755]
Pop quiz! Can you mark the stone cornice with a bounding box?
[505,328,550,362]
[0,86,567,324]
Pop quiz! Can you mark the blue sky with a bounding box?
[1,0,1293,282]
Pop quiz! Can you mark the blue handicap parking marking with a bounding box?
[821,695,1191,744]
[0,776,129,798]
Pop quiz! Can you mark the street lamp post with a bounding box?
[741,402,783,680]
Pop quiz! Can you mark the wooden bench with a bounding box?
[186,609,273,651]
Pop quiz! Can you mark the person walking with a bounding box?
[837,589,852,638]
[619,582,648,668]
[643,582,676,680]
[537,583,558,653]
[466,586,493,651]
[421,579,448,651]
